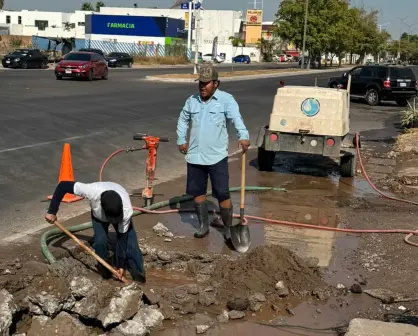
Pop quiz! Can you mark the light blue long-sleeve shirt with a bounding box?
[176,89,250,165]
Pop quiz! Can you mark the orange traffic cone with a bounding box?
[48,143,84,203]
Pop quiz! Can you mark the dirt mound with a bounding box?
[210,244,328,301]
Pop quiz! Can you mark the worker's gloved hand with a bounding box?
[45,213,57,224]
[178,143,189,155]
[239,140,250,153]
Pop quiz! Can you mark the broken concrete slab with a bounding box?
[98,283,143,328]
[228,310,245,319]
[41,312,90,336]
[114,320,148,336]
[0,289,17,336]
[397,160,418,178]
[153,223,174,238]
[28,292,68,317]
[70,276,98,299]
[26,316,51,336]
[364,288,418,304]
[71,296,101,320]
[345,318,418,336]
[132,307,164,331]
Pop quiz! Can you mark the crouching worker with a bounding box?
[45,181,146,283]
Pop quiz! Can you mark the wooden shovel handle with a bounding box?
[240,151,246,210]
[54,221,127,283]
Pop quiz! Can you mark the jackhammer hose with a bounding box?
[40,132,418,264]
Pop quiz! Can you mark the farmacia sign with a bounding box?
[107,22,135,29]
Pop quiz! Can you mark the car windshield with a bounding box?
[64,53,91,61]
[108,53,122,57]
[10,50,29,55]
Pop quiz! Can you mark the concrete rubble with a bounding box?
[345,318,418,336]
[0,289,17,336]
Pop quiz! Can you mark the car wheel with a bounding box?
[56,74,62,80]
[87,70,93,81]
[40,61,47,69]
[102,68,108,80]
[21,61,28,69]
[365,88,380,106]
[396,98,409,107]
[257,147,275,172]
[128,61,133,68]
[340,153,357,178]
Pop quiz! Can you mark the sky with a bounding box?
[3,0,418,39]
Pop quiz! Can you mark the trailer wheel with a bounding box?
[340,153,357,178]
[257,147,275,171]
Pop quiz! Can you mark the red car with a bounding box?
[55,51,108,81]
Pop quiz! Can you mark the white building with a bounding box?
[0,9,93,38]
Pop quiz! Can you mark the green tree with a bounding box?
[81,2,94,11]
[256,38,274,62]
[95,1,105,12]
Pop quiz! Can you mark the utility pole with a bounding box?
[301,0,309,69]
[187,0,193,56]
[193,0,200,74]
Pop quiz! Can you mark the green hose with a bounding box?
[40,186,286,264]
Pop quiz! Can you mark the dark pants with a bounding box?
[186,157,230,202]
[91,215,145,281]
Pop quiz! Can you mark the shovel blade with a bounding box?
[230,224,251,253]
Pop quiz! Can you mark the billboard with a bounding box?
[246,9,263,26]
[85,14,185,38]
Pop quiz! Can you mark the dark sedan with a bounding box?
[105,52,134,68]
[2,49,49,69]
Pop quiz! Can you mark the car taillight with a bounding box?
[270,133,278,142]
[326,138,335,147]
[383,80,391,88]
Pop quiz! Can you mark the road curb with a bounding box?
[144,67,349,83]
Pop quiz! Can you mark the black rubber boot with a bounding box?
[194,201,210,238]
[220,206,233,242]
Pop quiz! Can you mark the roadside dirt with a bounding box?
[1,128,418,335]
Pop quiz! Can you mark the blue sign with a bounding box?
[181,3,193,9]
[301,98,320,117]
[85,14,184,38]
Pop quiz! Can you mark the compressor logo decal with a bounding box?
[301,98,320,117]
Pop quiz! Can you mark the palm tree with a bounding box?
[81,2,94,11]
[95,1,105,12]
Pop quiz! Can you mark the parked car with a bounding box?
[201,53,224,63]
[78,48,105,57]
[2,49,49,69]
[105,52,134,68]
[328,65,418,106]
[232,55,250,64]
[55,52,108,81]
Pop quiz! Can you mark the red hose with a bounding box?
[99,149,127,182]
[102,133,418,248]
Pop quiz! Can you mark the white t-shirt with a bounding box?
[74,181,133,233]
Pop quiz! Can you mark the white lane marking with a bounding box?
[0,132,104,154]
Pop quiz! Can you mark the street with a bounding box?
[0,66,403,241]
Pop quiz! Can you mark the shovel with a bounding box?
[230,151,252,253]
[53,221,128,283]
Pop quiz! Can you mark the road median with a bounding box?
[145,66,352,83]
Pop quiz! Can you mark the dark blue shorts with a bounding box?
[186,157,230,202]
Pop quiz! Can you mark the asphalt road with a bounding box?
[0,66,403,242]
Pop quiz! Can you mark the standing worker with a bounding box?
[44,181,146,283]
[176,66,250,241]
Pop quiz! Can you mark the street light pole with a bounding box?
[187,0,192,54]
[301,0,309,69]
[377,22,390,63]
